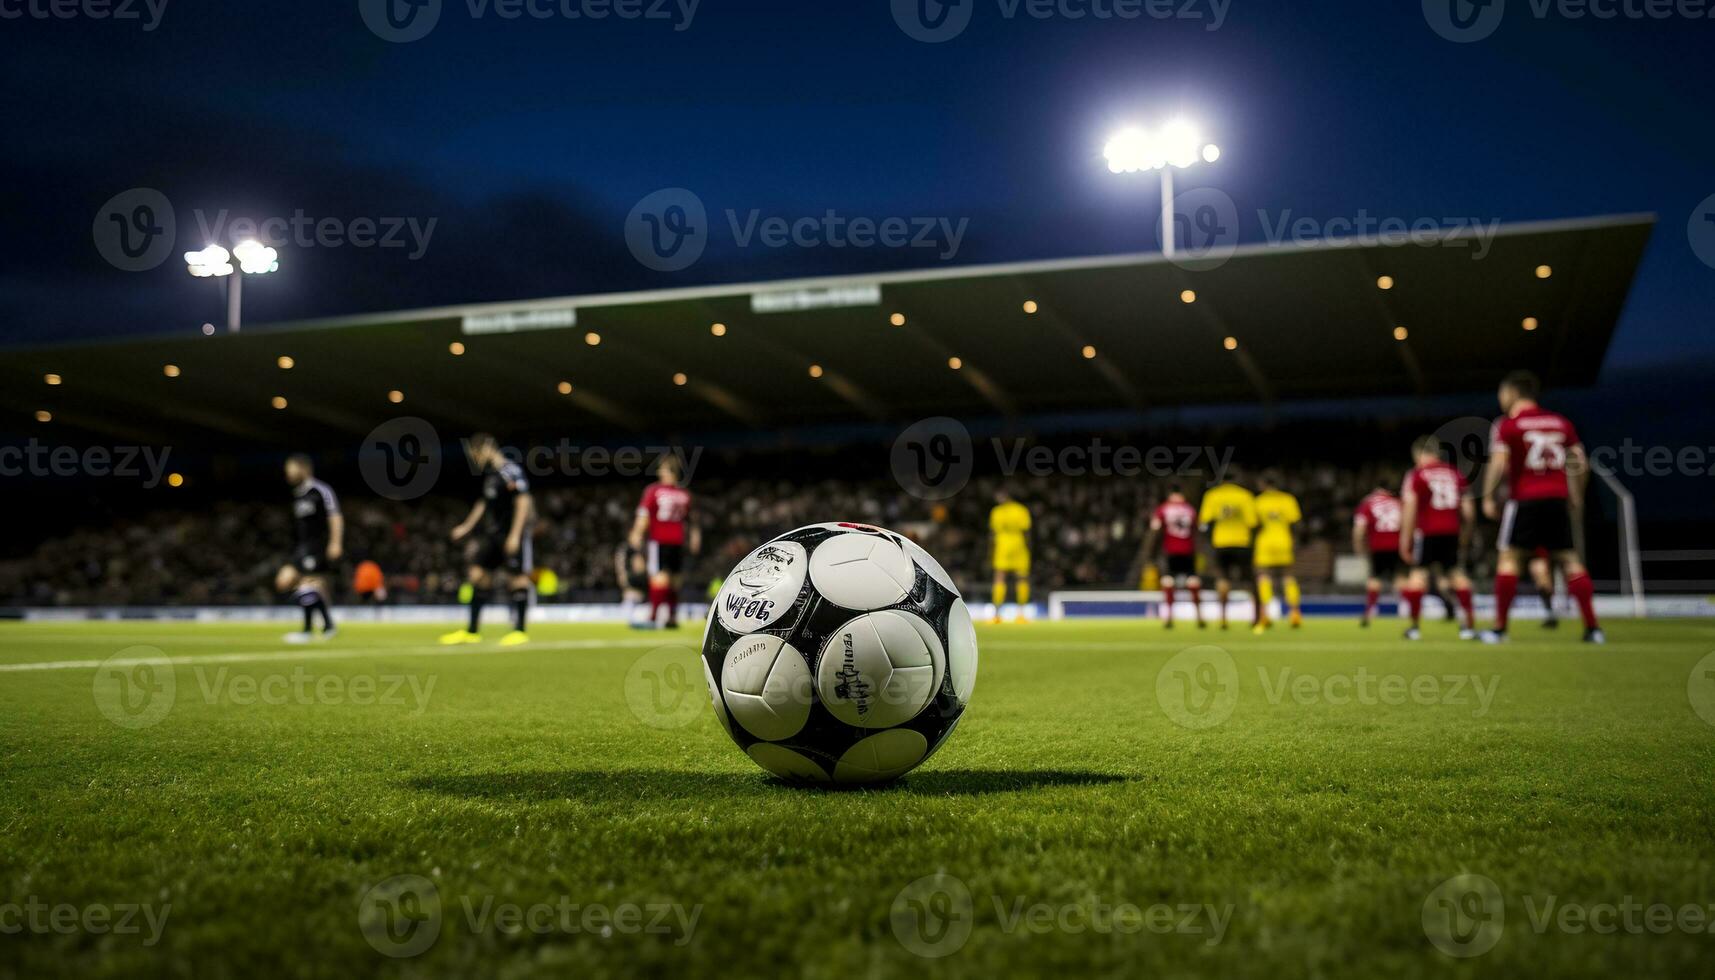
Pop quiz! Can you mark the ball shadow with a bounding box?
[406,767,1127,802]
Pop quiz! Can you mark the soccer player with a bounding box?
[1353,477,1405,628]
[441,434,534,645]
[615,541,649,624]
[1480,370,1604,643]
[1529,547,1561,628]
[1399,435,1478,640]
[1252,473,1304,632]
[988,488,1032,623]
[276,454,342,643]
[1197,475,1257,630]
[1144,485,1203,628]
[628,454,698,629]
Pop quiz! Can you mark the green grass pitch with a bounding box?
[3,617,1714,978]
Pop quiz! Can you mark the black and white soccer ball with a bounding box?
[701,522,977,785]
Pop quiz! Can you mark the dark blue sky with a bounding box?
[3,0,1712,370]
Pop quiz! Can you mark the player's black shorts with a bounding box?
[292,546,338,577]
[1213,547,1251,580]
[1499,499,1574,553]
[473,535,533,575]
[1368,550,1403,579]
[647,541,685,575]
[1411,533,1462,571]
[1162,554,1197,578]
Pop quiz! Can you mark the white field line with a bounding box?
[0,637,680,673]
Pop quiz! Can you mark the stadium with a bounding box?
[4,4,1714,979]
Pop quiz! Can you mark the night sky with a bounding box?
[3,0,1712,374]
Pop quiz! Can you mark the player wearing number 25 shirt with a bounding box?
[1480,370,1602,644]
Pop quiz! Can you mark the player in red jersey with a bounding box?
[1399,436,1478,640]
[627,454,700,629]
[1143,485,1204,629]
[1352,477,1405,628]
[1479,370,1603,644]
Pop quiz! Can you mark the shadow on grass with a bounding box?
[407,768,1128,801]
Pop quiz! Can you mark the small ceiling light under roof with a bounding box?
[557,381,573,394]
[890,313,906,327]
[1522,317,1539,331]
[277,355,295,370]
[710,323,727,337]
[1223,336,1238,350]
[584,332,601,346]
[1393,326,1409,341]
[1081,345,1097,359]
[449,342,466,355]
[808,364,824,378]
[387,390,404,404]
[672,372,687,386]
[1022,300,1038,314]
[271,396,288,409]
[1535,265,1552,279]
[1376,275,1394,290]
[163,364,181,378]
[947,356,963,370]
[1180,290,1196,304]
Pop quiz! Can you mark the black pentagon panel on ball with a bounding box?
[701,522,977,785]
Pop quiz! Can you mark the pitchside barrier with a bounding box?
[1046,592,1714,621]
[4,603,711,624]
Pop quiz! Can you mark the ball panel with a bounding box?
[945,598,977,704]
[714,540,808,633]
[900,536,959,597]
[808,532,914,610]
[833,729,929,784]
[721,634,812,741]
[815,611,938,729]
[702,656,733,736]
[747,743,830,783]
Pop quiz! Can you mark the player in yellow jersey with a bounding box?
[1251,472,1304,632]
[988,488,1032,623]
[1197,475,1257,629]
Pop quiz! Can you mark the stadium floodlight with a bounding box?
[186,240,278,333]
[1103,118,1221,257]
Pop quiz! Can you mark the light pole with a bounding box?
[186,240,278,332]
[1103,120,1221,257]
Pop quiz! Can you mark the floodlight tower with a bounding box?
[1103,120,1221,257]
[185,240,278,332]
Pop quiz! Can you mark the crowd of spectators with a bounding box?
[1,460,1447,607]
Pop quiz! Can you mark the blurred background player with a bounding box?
[277,454,342,643]
[1481,371,1604,644]
[1399,435,1478,640]
[615,541,649,624]
[1529,547,1561,628]
[629,454,698,629]
[442,434,534,645]
[988,488,1032,623]
[1353,476,1405,628]
[1197,474,1257,630]
[1144,485,1204,628]
[1252,473,1304,632]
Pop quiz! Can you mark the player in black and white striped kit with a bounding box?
[277,454,343,643]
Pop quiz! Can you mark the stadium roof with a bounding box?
[2,213,1653,449]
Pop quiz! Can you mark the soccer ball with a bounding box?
[701,522,977,785]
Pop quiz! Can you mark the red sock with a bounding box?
[1364,585,1380,621]
[1566,572,1598,630]
[1494,572,1518,631]
[1163,583,1176,622]
[647,583,666,623]
[1455,587,1475,629]
[1189,584,1202,623]
[1405,588,1424,626]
